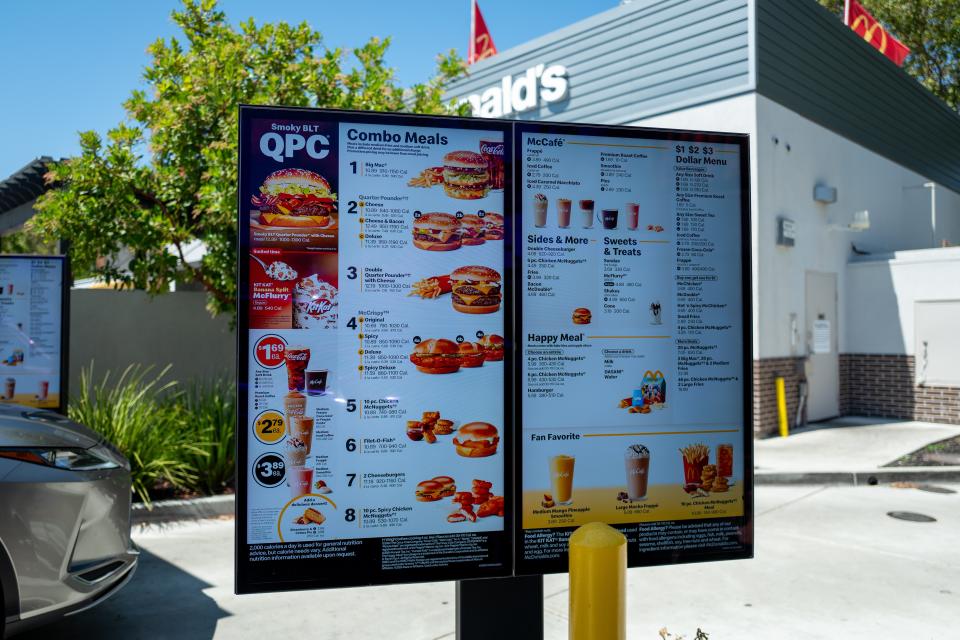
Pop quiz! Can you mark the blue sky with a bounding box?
[0,1,614,178]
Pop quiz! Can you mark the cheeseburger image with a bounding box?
[572,307,592,325]
[453,422,500,458]
[479,334,504,362]
[413,212,462,251]
[460,214,486,246]
[442,151,490,200]
[483,213,504,240]
[251,168,337,227]
[415,479,445,502]
[450,265,502,314]
[410,338,461,374]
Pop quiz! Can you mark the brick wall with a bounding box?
[840,353,960,424]
[752,357,805,436]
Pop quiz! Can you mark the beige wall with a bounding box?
[68,289,235,395]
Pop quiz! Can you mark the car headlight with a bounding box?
[0,443,126,471]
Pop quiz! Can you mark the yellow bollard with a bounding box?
[569,522,626,640]
[776,376,789,438]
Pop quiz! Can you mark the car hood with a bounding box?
[0,404,102,449]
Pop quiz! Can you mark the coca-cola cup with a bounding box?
[38,380,49,401]
[283,346,310,391]
[480,139,504,190]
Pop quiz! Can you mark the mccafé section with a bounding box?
[448,0,960,434]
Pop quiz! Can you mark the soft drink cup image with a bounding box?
[549,454,576,505]
[283,346,310,391]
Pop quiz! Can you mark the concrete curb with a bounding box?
[133,494,235,525]
[756,467,960,486]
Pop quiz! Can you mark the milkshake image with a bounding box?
[283,391,307,419]
[579,200,594,228]
[532,193,548,227]
[556,198,572,228]
[549,454,576,506]
[624,444,651,501]
[288,466,314,499]
[626,203,639,230]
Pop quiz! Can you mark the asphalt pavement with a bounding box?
[20,482,960,640]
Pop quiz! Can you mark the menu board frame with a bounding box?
[236,106,516,594]
[511,121,753,576]
[0,254,70,415]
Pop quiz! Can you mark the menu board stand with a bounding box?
[456,575,544,639]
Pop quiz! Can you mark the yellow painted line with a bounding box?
[583,429,740,437]
[587,335,671,339]
[567,142,669,150]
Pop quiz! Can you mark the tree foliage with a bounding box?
[818,0,960,109]
[33,0,467,316]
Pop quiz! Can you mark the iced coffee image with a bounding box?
[624,444,650,501]
[549,454,575,506]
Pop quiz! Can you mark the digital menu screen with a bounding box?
[514,123,752,574]
[0,255,67,413]
[237,107,513,593]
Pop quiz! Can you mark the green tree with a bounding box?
[33,0,467,316]
[818,0,960,109]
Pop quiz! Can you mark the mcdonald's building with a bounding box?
[448,0,960,435]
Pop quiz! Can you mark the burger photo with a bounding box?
[432,475,457,498]
[250,168,337,227]
[412,212,462,251]
[442,151,490,200]
[453,422,500,458]
[483,212,504,240]
[415,479,445,502]
[572,307,592,324]
[410,338,461,374]
[450,265,502,314]
[460,214,486,246]
[479,334,505,362]
[457,342,486,368]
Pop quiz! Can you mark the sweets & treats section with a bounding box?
[516,124,749,573]
[238,108,512,592]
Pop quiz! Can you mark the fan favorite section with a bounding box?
[518,128,747,569]
[241,109,508,584]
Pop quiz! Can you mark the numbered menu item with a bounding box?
[238,106,511,594]
[0,256,66,412]
[516,123,750,574]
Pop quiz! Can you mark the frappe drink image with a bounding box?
[579,199,594,228]
[549,454,575,505]
[288,416,314,454]
[624,444,650,501]
[533,193,548,227]
[556,198,572,228]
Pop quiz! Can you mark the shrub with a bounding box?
[176,376,236,496]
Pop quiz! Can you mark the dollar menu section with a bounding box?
[237,107,514,593]
[514,122,752,575]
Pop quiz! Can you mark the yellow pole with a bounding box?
[569,522,626,640]
[776,376,789,438]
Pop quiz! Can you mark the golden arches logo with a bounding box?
[851,15,888,53]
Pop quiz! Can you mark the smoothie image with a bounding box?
[288,466,314,499]
[288,416,314,455]
[283,346,310,391]
[549,454,575,505]
[283,391,307,419]
[624,444,650,501]
[532,193,548,227]
[556,198,572,228]
[626,202,639,230]
[579,199,594,228]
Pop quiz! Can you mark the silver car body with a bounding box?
[0,406,138,637]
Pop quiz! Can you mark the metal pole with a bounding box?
[456,575,543,640]
[924,182,936,247]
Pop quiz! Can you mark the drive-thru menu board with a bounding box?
[515,123,751,574]
[0,255,67,413]
[237,107,513,593]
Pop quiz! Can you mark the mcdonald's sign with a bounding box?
[845,0,910,66]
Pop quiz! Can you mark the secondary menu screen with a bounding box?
[515,123,751,573]
[237,107,512,592]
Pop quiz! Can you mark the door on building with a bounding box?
[805,271,839,421]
